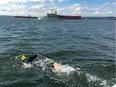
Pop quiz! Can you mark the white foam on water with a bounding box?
[18,55,115,87]
[22,63,33,68]
[52,64,75,75]
[34,58,54,70]
[86,73,111,87]
[86,73,100,82]
[30,57,76,74]
[112,84,116,87]
[18,54,76,75]
[99,80,109,87]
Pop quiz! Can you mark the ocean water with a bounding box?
[0,16,115,87]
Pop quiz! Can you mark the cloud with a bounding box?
[30,4,52,12]
[56,2,116,16]
[0,0,12,4]
[95,2,116,11]
[68,4,81,11]
[0,0,28,4]
[31,4,45,9]
[92,2,116,16]
[0,1,115,16]
[0,0,54,4]
[29,0,54,3]
[58,0,66,2]
[0,0,55,16]
[0,4,28,11]
[56,4,91,16]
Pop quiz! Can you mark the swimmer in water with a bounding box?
[21,54,37,64]
[49,62,61,70]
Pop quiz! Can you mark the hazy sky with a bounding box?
[0,0,115,16]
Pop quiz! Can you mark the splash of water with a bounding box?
[14,54,114,87]
[20,54,75,75]
[22,63,33,68]
[112,84,116,87]
[52,64,75,75]
[86,73,112,87]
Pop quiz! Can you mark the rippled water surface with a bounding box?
[0,16,115,87]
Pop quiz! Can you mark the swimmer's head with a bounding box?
[21,55,26,61]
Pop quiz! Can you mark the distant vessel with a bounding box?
[14,15,38,19]
[46,9,81,20]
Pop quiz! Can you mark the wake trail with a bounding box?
[14,54,115,87]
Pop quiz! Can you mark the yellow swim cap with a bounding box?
[21,55,26,61]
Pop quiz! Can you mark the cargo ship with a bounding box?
[14,15,38,19]
[47,10,81,20]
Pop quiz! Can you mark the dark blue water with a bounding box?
[0,16,115,87]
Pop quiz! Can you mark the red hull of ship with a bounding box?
[59,15,81,20]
